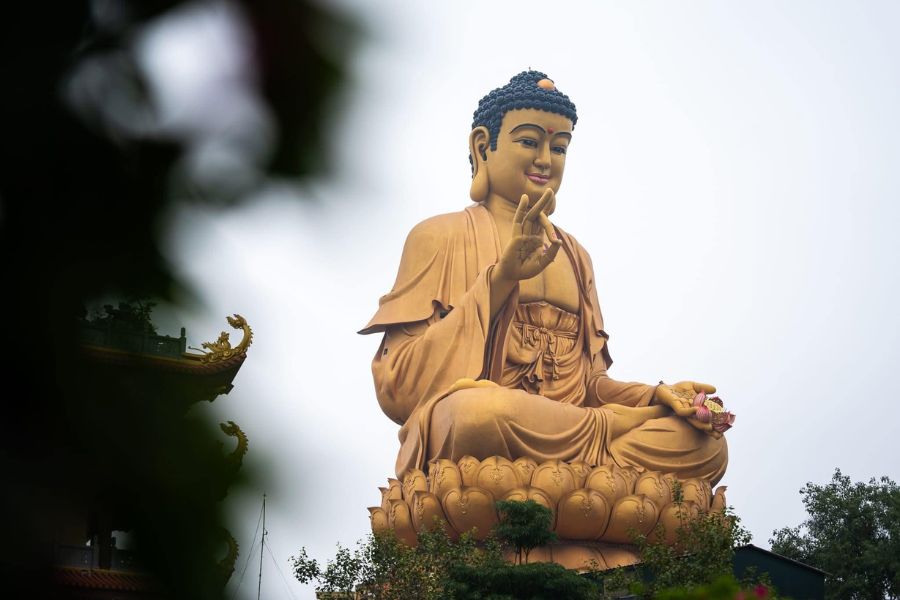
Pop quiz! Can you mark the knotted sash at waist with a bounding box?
[516,322,578,381]
[503,302,586,399]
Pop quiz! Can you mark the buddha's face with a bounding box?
[486,108,573,205]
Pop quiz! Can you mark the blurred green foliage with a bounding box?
[1,0,356,597]
[652,576,773,600]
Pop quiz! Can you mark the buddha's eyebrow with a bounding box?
[509,123,545,135]
[509,124,572,139]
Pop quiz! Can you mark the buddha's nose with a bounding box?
[534,145,551,169]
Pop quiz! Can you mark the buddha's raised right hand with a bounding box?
[493,189,561,283]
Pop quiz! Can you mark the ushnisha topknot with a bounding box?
[472,70,578,153]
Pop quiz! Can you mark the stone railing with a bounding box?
[80,322,187,358]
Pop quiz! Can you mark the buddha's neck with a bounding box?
[483,194,519,234]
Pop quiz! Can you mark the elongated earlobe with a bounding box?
[469,126,490,202]
[470,164,488,202]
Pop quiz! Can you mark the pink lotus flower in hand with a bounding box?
[692,391,735,433]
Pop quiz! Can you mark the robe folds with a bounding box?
[360,204,727,484]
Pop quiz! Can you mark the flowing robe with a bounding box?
[360,204,727,483]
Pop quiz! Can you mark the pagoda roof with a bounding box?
[78,313,253,404]
[81,344,246,375]
[80,313,253,377]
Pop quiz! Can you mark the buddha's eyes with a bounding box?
[514,137,567,155]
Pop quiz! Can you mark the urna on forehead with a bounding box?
[472,70,578,151]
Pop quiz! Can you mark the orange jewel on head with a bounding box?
[537,78,556,91]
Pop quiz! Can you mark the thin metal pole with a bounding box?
[257,494,266,600]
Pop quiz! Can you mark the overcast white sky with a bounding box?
[140,1,900,597]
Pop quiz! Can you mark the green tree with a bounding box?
[637,508,751,591]
[295,499,772,599]
[446,561,599,600]
[86,299,159,334]
[597,485,755,598]
[293,501,590,599]
[770,468,900,600]
[494,499,557,564]
[292,529,505,599]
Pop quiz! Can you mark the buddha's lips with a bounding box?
[526,173,550,185]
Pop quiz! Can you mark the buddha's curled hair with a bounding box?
[472,70,578,153]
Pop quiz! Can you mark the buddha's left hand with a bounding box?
[654,381,723,439]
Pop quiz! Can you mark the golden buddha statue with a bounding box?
[360,71,731,496]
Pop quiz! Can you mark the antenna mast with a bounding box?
[257,493,266,600]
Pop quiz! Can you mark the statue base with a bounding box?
[369,455,726,570]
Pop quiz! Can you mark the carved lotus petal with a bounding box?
[441,486,498,541]
[502,487,556,518]
[681,478,712,510]
[634,471,672,508]
[663,473,679,491]
[380,481,403,513]
[584,464,629,505]
[474,456,522,500]
[457,456,481,486]
[531,460,577,506]
[513,457,538,486]
[618,467,640,492]
[411,491,456,540]
[555,489,611,540]
[387,499,418,547]
[402,468,428,503]
[428,459,462,501]
[568,460,592,488]
[600,494,660,544]
[710,486,728,514]
[368,507,389,535]
[655,501,701,545]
